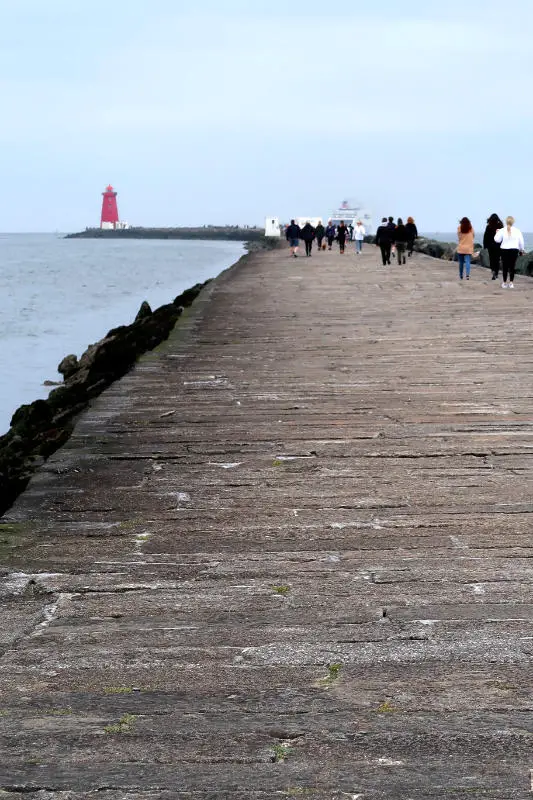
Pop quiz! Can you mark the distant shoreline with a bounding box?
[65,226,265,241]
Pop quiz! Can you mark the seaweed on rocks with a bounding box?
[0,281,210,517]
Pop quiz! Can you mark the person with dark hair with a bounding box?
[483,213,504,280]
[315,220,325,251]
[300,221,316,256]
[494,216,525,288]
[457,217,474,280]
[337,221,348,254]
[394,218,408,264]
[325,220,336,250]
[405,216,418,256]
[386,216,397,259]
[375,217,393,265]
[285,219,301,257]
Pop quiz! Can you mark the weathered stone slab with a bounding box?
[1,246,533,796]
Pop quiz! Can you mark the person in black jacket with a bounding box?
[285,219,301,257]
[483,213,504,280]
[394,218,408,264]
[315,221,325,251]
[375,217,393,265]
[325,221,336,250]
[405,217,418,256]
[300,222,316,256]
[337,221,348,254]
[386,216,397,259]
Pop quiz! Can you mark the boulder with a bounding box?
[135,300,152,321]
[10,399,52,433]
[57,354,79,379]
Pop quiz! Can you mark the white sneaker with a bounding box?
[509,282,514,288]
[501,282,508,288]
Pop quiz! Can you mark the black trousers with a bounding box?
[379,243,391,265]
[488,247,501,278]
[327,236,335,249]
[407,238,415,255]
[304,240,313,256]
[316,236,323,249]
[501,249,519,282]
[338,237,346,253]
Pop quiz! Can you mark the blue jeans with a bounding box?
[355,239,363,252]
[457,253,471,278]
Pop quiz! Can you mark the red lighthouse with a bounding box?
[100,184,119,229]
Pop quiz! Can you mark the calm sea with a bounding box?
[0,235,245,435]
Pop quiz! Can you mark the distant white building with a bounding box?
[100,220,130,231]
[265,217,281,237]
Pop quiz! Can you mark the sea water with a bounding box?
[0,235,245,435]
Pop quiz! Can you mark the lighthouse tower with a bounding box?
[100,185,119,229]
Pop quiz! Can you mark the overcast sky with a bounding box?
[2,0,533,232]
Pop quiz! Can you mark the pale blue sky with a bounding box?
[1,0,532,232]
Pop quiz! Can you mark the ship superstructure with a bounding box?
[328,200,373,233]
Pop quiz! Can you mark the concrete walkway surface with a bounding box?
[1,242,533,798]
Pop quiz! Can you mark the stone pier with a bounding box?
[1,242,533,798]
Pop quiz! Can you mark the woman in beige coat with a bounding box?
[457,217,474,280]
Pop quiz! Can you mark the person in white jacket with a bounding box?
[354,220,366,254]
[494,216,525,288]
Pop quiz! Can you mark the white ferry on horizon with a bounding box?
[328,200,373,233]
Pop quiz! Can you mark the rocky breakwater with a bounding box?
[375,234,533,274]
[365,234,462,260]
[417,236,533,274]
[0,281,209,516]
[66,226,266,241]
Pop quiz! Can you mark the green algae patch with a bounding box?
[0,522,34,561]
[377,700,400,713]
[104,712,137,734]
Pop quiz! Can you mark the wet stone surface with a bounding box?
[1,246,533,798]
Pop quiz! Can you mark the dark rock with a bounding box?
[58,354,79,379]
[10,400,52,433]
[516,251,533,276]
[415,238,456,260]
[174,282,209,307]
[47,383,88,411]
[135,301,152,321]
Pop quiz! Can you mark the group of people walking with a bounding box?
[457,215,524,287]
[285,219,366,257]
[286,214,526,287]
[480,214,524,288]
[375,217,418,266]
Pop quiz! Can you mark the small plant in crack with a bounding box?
[104,713,137,734]
[377,700,398,713]
[318,662,342,687]
[104,686,133,694]
[272,742,292,763]
[272,585,291,595]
